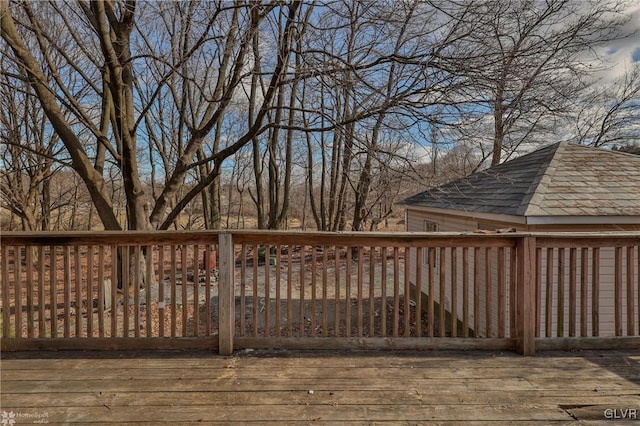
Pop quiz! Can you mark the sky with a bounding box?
[599,4,640,80]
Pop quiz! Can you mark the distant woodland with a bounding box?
[2,0,639,232]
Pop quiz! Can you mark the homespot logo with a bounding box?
[604,408,637,420]
[1,411,49,424]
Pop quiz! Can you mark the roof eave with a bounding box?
[404,205,528,225]
[526,216,640,225]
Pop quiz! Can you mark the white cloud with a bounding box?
[598,5,640,80]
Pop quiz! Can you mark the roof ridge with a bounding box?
[519,141,566,216]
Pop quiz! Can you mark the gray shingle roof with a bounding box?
[400,142,640,217]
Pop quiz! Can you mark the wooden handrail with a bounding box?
[1,231,638,354]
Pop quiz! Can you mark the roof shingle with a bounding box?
[400,142,640,217]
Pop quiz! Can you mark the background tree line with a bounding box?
[2,0,639,232]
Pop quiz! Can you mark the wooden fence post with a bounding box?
[516,236,536,356]
[218,233,235,355]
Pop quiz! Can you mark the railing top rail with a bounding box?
[228,231,521,247]
[534,234,640,248]
[0,230,222,246]
[1,230,638,247]
[1,230,520,248]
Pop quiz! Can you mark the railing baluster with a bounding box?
[439,247,446,338]
[16,246,23,338]
[310,245,317,337]
[75,245,83,338]
[265,244,271,337]
[473,247,480,336]
[26,246,34,338]
[403,246,410,337]
[557,247,565,337]
[240,243,246,337]
[592,247,599,337]
[380,247,387,337]
[63,246,70,338]
[451,247,458,338]
[38,246,46,337]
[298,245,304,337]
[334,245,341,337]
[275,244,282,337]
[498,247,505,338]
[462,247,469,338]
[253,244,259,337]
[123,246,130,338]
[626,246,635,336]
[50,246,57,338]
[323,246,329,337]
[357,246,364,337]
[368,246,375,337]
[193,244,199,337]
[485,247,492,338]
[509,247,517,337]
[287,246,293,337]
[262,244,271,337]
[146,246,153,337]
[415,246,422,338]
[427,247,435,337]
[87,245,94,338]
[134,246,141,338]
[580,248,588,337]
[615,247,622,336]
[346,246,352,337]
[204,244,211,337]
[97,246,105,338]
[170,245,177,338]
[181,245,188,337]
[110,245,117,337]
[569,248,577,337]
[545,248,553,338]
[535,248,541,338]
[392,247,398,338]
[2,245,11,338]
[158,245,165,338]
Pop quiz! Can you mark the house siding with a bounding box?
[406,207,638,338]
[538,246,638,338]
[406,209,514,337]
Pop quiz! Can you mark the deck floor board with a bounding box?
[2,350,639,423]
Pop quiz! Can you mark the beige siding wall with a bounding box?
[406,210,478,232]
[405,208,639,338]
[408,245,514,338]
[538,246,638,337]
[406,209,515,337]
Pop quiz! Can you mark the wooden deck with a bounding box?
[1,350,639,424]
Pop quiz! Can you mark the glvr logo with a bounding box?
[604,408,638,420]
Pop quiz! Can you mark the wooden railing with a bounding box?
[534,234,639,350]
[1,231,638,355]
[0,233,220,351]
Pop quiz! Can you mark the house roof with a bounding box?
[400,142,640,217]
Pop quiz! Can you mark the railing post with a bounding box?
[516,236,536,356]
[218,233,235,355]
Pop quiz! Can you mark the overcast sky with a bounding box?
[601,4,640,80]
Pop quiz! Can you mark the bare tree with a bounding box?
[296,1,471,231]
[0,54,61,231]
[573,63,640,147]
[1,0,302,231]
[457,0,632,165]
[247,2,311,230]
